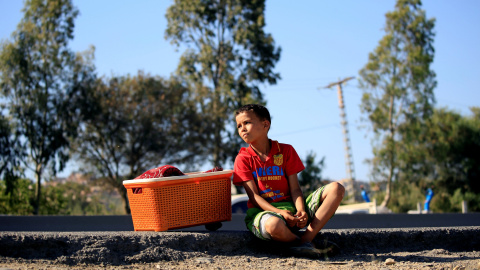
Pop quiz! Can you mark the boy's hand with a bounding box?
[294,210,308,228]
[278,209,297,227]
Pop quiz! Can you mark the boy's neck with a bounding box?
[250,139,271,161]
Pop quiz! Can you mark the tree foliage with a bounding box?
[0,178,34,215]
[0,176,125,215]
[0,0,94,214]
[358,0,436,208]
[395,107,480,212]
[165,0,281,167]
[298,151,325,196]
[0,113,24,195]
[74,72,209,214]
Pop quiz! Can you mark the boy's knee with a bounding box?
[265,216,286,236]
[329,182,345,198]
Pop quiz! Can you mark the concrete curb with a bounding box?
[0,227,478,265]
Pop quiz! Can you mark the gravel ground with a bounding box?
[1,250,480,270]
[1,228,479,270]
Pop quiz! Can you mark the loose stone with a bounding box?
[385,258,395,265]
[195,257,214,264]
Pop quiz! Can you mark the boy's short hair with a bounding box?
[235,104,271,124]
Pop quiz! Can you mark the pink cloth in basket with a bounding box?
[203,166,223,173]
[135,165,184,179]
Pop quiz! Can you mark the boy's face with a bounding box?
[235,111,269,145]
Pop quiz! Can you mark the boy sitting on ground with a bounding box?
[233,104,345,256]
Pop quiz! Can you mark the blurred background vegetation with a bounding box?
[1,0,479,215]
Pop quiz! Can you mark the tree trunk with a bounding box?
[211,89,222,167]
[212,120,222,166]
[380,164,394,208]
[380,95,396,208]
[119,186,131,214]
[33,164,43,215]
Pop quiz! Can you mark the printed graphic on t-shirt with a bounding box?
[259,184,285,202]
[252,165,287,201]
[252,166,284,181]
[273,154,283,166]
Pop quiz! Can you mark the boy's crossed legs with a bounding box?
[264,182,345,245]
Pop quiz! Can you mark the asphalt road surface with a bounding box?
[1,213,479,231]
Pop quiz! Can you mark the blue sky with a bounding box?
[1,0,479,182]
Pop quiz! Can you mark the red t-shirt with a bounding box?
[233,140,305,207]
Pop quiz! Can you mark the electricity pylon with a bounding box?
[321,76,356,201]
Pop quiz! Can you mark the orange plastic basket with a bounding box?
[123,170,233,232]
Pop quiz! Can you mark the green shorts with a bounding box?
[245,186,326,241]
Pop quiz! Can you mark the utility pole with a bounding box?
[321,76,356,202]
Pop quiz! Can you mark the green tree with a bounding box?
[40,179,122,215]
[0,177,34,215]
[0,113,24,197]
[299,151,325,196]
[165,0,281,167]
[396,107,480,212]
[358,0,436,208]
[74,72,208,214]
[0,0,94,214]
[386,178,424,213]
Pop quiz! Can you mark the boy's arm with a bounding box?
[287,173,308,228]
[242,180,298,226]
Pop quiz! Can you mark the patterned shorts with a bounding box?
[245,185,326,241]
